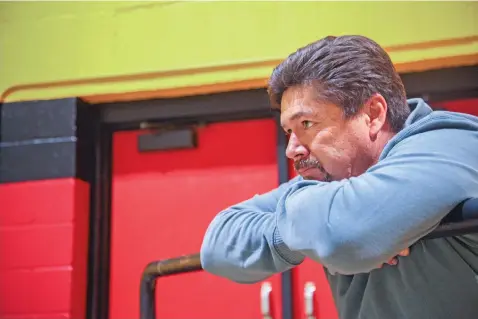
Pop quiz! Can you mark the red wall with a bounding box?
[0,179,90,319]
[439,98,478,116]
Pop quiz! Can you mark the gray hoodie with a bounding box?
[200,98,478,318]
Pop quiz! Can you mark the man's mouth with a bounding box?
[294,159,331,182]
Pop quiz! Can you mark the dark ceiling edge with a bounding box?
[97,65,477,125]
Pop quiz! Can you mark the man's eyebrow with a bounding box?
[281,110,314,128]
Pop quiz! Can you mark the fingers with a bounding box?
[376,258,397,269]
[376,248,411,269]
[398,248,410,256]
[386,258,398,266]
[376,259,396,268]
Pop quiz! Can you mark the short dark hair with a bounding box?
[268,35,410,132]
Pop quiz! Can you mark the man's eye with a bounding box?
[302,121,313,129]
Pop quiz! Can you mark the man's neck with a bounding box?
[372,129,396,164]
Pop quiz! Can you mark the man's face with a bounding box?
[280,86,382,181]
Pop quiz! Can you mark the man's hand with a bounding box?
[378,248,410,268]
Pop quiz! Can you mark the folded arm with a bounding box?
[200,176,305,283]
[201,128,478,281]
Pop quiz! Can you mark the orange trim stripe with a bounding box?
[385,35,478,53]
[83,53,478,104]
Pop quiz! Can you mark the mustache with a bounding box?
[294,159,331,181]
[294,159,323,172]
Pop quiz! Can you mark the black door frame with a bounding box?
[86,65,478,319]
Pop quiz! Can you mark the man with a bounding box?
[200,35,478,318]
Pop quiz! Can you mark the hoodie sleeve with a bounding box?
[201,126,478,281]
[276,128,478,275]
[200,176,305,283]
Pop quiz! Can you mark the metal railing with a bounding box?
[140,253,202,319]
[140,197,478,319]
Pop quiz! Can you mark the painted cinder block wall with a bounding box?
[0,180,89,319]
[0,99,96,319]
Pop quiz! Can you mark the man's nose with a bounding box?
[285,133,309,160]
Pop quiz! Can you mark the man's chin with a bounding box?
[298,168,329,181]
[301,175,317,180]
[301,175,326,181]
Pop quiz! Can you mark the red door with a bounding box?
[293,260,338,319]
[109,118,283,319]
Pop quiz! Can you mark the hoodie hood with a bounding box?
[379,98,478,161]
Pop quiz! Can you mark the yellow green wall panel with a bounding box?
[1,1,477,102]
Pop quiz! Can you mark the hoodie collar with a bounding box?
[403,98,434,127]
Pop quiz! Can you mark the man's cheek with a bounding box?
[310,130,340,160]
[311,144,353,179]
[314,128,336,143]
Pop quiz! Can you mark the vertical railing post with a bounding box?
[140,253,202,319]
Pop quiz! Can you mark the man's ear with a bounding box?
[365,94,388,140]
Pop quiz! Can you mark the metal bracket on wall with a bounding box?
[137,122,205,152]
